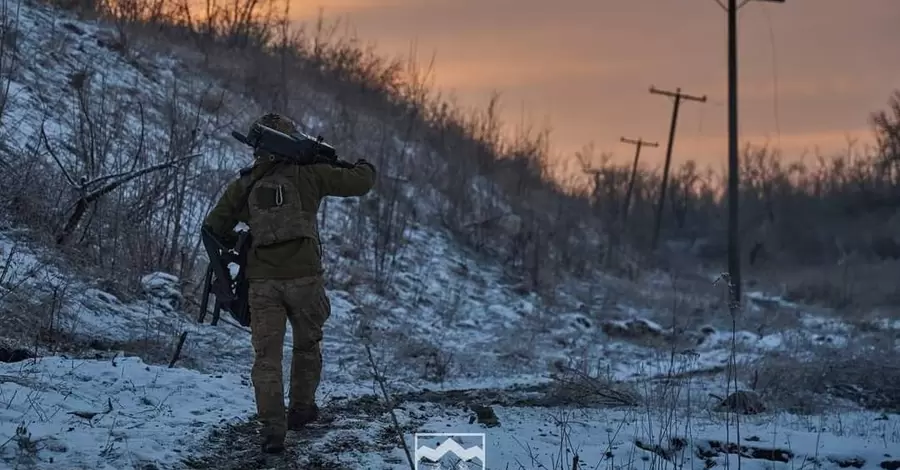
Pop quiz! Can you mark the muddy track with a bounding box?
[179,405,408,470]
[180,418,358,470]
[180,381,636,469]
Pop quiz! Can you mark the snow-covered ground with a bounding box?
[3,353,900,469]
[1,1,899,469]
[4,217,900,469]
[0,356,253,469]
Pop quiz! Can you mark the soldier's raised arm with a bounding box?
[313,160,376,198]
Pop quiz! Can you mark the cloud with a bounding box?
[643,127,878,169]
[289,0,417,18]
[285,0,900,170]
[429,57,642,91]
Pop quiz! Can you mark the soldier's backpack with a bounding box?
[246,167,321,251]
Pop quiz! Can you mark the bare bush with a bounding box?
[4,0,899,316]
[748,335,900,414]
[0,0,23,130]
[13,57,238,296]
[549,360,641,407]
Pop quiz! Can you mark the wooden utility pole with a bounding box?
[719,0,785,309]
[649,86,707,250]
[620,137,658,222]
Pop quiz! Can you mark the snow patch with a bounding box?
[0,356,255,469]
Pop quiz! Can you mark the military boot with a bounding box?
[287,404,319,431]
[260,429,285,454]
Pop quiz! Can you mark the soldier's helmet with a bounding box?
[250,112,298,136]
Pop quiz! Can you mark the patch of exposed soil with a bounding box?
[182,380,637,469]
[181,392,428,470]
[180,408,397,470]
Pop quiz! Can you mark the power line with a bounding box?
[620,137,659,223]
[649,86,707,250]
[722,0,785,308]
[739,0,784,9]
[727,0,742,308]
[761,3,782,148]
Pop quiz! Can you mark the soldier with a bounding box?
[202,113,376,453]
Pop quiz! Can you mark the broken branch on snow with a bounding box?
[41,118,202,244]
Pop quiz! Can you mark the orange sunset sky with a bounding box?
[286,0,899,170]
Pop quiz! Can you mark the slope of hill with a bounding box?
[1,1,899,469]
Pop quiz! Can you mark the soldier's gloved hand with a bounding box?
[355,159,376,173]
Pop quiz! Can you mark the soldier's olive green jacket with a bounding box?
[203,158,375,280]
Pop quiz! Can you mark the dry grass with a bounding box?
[746,331,900,415]
[750,260,900,314]
[0,0,898,345]
[548,360,642,408]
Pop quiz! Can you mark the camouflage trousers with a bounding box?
[247,276,331,438]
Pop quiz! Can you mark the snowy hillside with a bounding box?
[1,1,899,470]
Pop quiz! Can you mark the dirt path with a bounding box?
[178,380,639,470]
[179,393,421,470]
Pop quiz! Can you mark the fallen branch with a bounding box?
[51,150,202,245]
[168,331,188,368]
[550,362,641,407]
[68,397,114,425]
[39,106,201,244]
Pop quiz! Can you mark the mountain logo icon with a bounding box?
[414,433,486,470]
